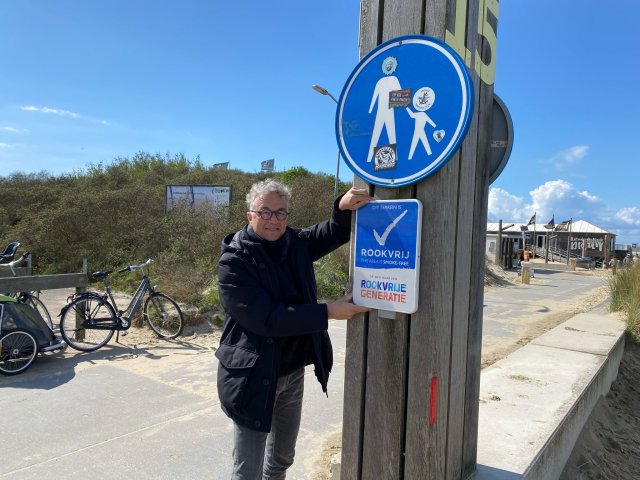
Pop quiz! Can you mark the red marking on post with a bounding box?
[429,376,438,425]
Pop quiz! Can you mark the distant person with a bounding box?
[216,178,372,479]
[623,254,632,267]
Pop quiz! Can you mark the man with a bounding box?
[216,178,372,479]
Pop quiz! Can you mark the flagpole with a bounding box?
[533,218,537,259]
[567,218,573,266]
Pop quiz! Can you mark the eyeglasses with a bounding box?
[250,209,289,221]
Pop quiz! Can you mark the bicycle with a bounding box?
[0,252,54,331]
[59,258,184,352]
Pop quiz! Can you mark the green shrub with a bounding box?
[609,264,640,341]
[314,246,351,301]
[0,155,349,311]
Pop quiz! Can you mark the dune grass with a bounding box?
[610,263,640,341]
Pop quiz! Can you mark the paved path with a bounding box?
[482,269,609,363]
[0,270,610,479]
[1,297,347,479]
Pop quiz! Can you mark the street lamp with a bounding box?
[312,84,341,197]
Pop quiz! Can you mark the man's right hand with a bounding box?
[327,293,371,320]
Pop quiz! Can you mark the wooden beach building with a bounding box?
[486,219,617,268]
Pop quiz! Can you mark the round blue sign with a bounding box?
[336,35,474,187]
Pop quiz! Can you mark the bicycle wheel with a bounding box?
[59,296,116,351]
[144,293,184,339]
[18,292,53,331]
[0,329,38,376]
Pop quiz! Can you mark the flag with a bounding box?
[527,213,536,226]
[261,159,275,172]
[556,219,572,231]
[212,162,229,169]
[544,216,555,230]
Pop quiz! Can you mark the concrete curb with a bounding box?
[476,313,626,479]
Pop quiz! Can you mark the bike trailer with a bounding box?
[1,294,64,375]
[0,295,56,344]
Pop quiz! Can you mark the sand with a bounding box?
[560,339,640,479]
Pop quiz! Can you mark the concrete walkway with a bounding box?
[0,317,347,479]
[0,270,619,479]
[476,312,625,479]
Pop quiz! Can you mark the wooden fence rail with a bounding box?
[0,258,88,296]
[0,273,88,293]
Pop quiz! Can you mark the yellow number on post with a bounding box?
[476,0,498,85]
[446,0,499,85]
[445,0,472,68]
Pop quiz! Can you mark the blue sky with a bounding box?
[1,1,639,243]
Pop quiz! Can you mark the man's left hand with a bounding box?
[339,187,374,211]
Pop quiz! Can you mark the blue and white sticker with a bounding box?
[336,35,474,187]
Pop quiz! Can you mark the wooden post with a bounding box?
[342,1,498,478]
[496,219,503,265]
[545,232,550,263]
[566,219,573,265]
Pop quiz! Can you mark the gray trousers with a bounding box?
[231,368,305,480]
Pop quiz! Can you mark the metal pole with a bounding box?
[312,84,341,197]
[334,149,341,197]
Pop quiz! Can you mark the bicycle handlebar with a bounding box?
[119,258,154,274]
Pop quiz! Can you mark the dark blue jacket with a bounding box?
[215,199,352,432]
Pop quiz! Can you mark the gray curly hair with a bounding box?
[246,178,292,210]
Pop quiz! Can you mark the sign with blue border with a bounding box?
[353,200,422,313]
[336,35,474,187]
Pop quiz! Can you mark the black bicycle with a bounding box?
[59,258,184,352]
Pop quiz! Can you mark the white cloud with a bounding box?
[0,126,28,133]
[615,207,640,226]
[19,105,110,126]
[488,188,528,221]
[542,145,589,171]
[0,142,11,148]
[528,179,602,220]
[20,105,80,118]
[560,145,589,164]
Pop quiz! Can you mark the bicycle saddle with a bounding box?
[0,241,21,264]
[91,270,113,279]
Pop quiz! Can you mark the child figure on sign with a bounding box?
[406,87,438,159]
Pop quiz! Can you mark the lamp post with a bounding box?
[312,84,341,197]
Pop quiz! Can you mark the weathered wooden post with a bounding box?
[341,1,499,478]
[496,219,502,265]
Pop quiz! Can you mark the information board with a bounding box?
[165,185,231,214]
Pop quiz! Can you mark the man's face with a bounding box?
[246,192,288,241]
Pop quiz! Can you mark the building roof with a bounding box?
[566,220,613,235]
[486,220,615,236]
